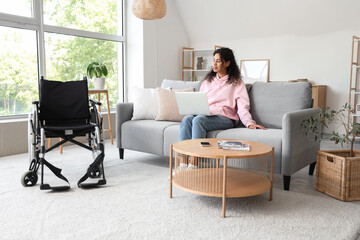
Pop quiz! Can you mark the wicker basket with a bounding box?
[316,150,360,201]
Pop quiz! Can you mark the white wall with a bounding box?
[154,1,189,86]
[125,0,144,98]
[125,0,189,100]
[173,0,360,134]
[191,30,360,112]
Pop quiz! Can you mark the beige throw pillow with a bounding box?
[155,88,195,121]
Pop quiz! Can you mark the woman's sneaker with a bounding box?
[169,163,188,180]
[187,164,198,170]
[175,163,188,174]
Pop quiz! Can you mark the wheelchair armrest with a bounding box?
[89,100,102,126]
[89,99,102,106]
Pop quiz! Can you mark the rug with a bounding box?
[0,142,359,240]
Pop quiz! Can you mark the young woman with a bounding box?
[178,47,266,171]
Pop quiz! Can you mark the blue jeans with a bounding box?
[178,115,235,141]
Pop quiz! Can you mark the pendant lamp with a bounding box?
[132,0,167,20]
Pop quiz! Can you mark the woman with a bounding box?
[178,47,266,171]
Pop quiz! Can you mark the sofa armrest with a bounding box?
[282,107,321,176]
[116,102,134,148]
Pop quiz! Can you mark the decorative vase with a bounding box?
[196,57,203,70]
[94,77,105,90]
[132,0,167,20]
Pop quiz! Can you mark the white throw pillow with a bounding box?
[130,87,158,120]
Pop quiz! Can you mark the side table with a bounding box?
[88,89,114,145]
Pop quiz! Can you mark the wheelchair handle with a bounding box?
[89,99,102,106]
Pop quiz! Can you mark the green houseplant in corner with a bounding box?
[87,62,108,89]
[302,103,360,201]
[302,103,360,155]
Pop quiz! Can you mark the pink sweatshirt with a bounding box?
[200,74,256,127]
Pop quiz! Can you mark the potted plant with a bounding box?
[302,103,360,201]
[302,103,360,155]
[87,62,108,89]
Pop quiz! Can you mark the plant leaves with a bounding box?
[87,61,107,78]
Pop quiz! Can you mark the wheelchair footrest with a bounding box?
[78,179,106,189]
[40,184,70,191]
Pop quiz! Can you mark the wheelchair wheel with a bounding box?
[88,165,102,178]
[21,170,38,187]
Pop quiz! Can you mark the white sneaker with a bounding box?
[169,163,188,180]
[176,163,188,173]
[187,164,198,170]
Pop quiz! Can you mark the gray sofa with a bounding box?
[116,80,320,190]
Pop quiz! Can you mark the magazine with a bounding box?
[222,143,250,151]
[218,140,243,148]
[218,140,250,151]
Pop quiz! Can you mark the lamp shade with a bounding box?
[132,0,167,20]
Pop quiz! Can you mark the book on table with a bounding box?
[217,140,250,151]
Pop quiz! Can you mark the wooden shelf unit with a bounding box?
[181,45,223,81]
[347,36,360,137]
[312,85,327,110]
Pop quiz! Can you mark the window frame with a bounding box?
[0,0,126,119]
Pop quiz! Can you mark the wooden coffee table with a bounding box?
[169,138,274,218]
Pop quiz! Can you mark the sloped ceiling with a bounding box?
[173,0,360,42]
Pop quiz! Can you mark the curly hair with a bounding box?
[204,47,241,84]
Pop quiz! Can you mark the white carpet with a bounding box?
[1,141,360,240]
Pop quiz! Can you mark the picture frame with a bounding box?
[240,59,270,83]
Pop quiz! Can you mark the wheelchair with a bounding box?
[21,76,106,190]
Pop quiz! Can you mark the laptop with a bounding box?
[175,92,211,116]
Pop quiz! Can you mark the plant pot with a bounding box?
[94,77,105,89]
[316,150,360,201]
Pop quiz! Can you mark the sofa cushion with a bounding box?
[215,128,282,173]
[122,120,179,156]
[249,82,312,129]
[161,79,202,91]
[245,83,252,93]
[156,88,195,121]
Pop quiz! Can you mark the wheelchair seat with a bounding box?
[21,76,106,191]
[43,124,95,131]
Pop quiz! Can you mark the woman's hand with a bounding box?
[248,124,267,130]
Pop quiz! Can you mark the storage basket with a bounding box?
[316,150,360,201]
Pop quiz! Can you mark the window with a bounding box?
[45,33,122,108]
[0,26,38,115]
[43,0,122,35]
[0,0,125,117]
[0,0,33,17]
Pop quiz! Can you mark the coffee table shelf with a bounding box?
[173,168,271,198]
